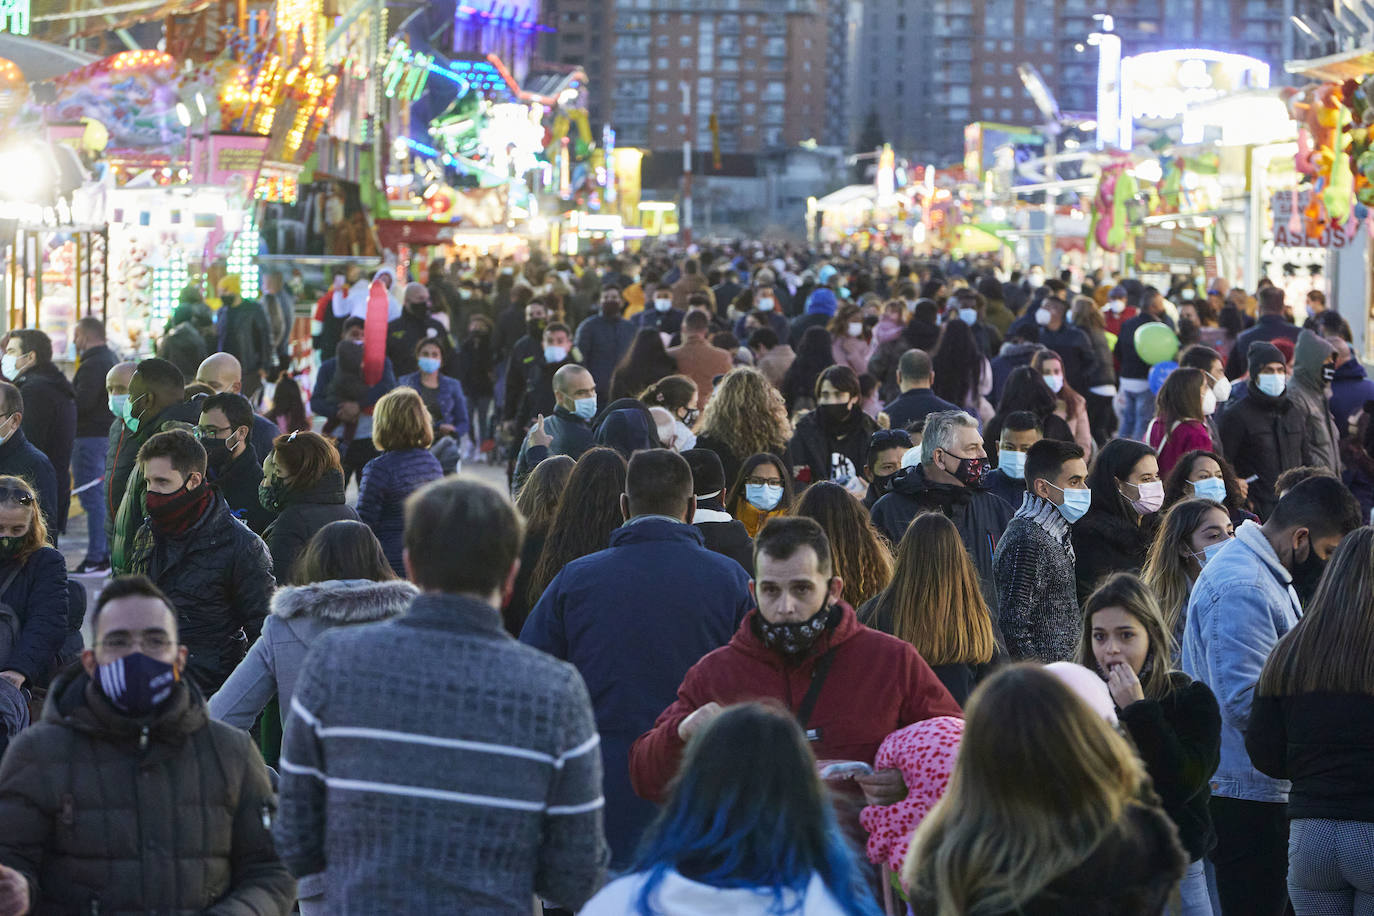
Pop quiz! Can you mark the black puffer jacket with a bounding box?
[870,464,1015,610]
[0,546,68,685]
[1217,382,1308,520]
[784,408,877,488]
[209,447,275,535]
[1071,501,1154,604]
[16,363,76,530]
[262,469,358,583]
[0,667,296,915]
[133,494,276,695]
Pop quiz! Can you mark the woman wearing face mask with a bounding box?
[640,375,699,452]
[260,431,358,583]
[1248,528,1374,916]
[610,329,679,402]
[1031,349,1094,454]
[781,326,835,414]
[827,304,873,377]
[725,452,794,537]
[1142,497,1235,650]
[983,366,1075,455]
[1162,449,1257,528]
[1146,368,1216,477]
[399,339,469,475]
[0,475,70,694]
[1071,438,1163,604]
[785,366,879,495]
[1078,573,1222,916]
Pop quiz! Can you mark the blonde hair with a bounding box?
[870,512,995,666]
[903,665,1148,915]
[697,367,791,460]
[373,387,434,451]
[0,475,47,560]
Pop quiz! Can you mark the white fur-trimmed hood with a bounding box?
[270,578,417,623]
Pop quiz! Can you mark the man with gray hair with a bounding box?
[871,409,1015,608]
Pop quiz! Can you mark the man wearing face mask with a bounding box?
[862,428,913,509]
[0,575,295,915]
[1030,296,1097,396]
[522,450,752,869]
[127,430,274,696]
[109,359,200,576]
[0,383,58,534]
[949,288,1001,359]
[69,319,118,572]
[635,283,684,338]
[1219,342,1309,520]
[992,438,1091,662]
[1183,476,1361,916]
[197,393,274,534]
[500,297,552,430]
[195,352,286,463]
[1287,329,1342,475]
[3,330,75,533]
[872,412,1014,608]
[213,274,273,401]
[1224,286,1301,380]
[983,411,1041,508]
[386,282,455,377]
[514,322,581,434]
[629,516,961,809]
[512,364,597,492]
[575,286,636,407]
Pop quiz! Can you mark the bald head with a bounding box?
[197,353,243,394]
[106,361,136,396]
[552,364,596,413]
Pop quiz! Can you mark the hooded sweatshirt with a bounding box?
[1290,330,1342,474]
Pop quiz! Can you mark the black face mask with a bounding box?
[755,604,839,657]
[817,403,852,432]
[1290,541,1327,607]
[526,319,547,339]
[943,454,989,488]
[872,471,897,495]
[202,436,235,474]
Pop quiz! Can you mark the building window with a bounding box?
[982,85,995,98]
[656,79,669,91]
[1001,86,1013,98]
[679,33,691,47]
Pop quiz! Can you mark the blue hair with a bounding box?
[630,703,882,915]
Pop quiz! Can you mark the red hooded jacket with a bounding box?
[629,602,962,803]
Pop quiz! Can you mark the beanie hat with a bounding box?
[1273,338,1295,366]
[682,448,725,497]
[1248,340,1284,376]
[805,287,838,317]
[217,274,241,297]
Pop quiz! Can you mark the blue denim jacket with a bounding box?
[1182,521,1298,803]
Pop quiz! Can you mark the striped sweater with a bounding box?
[275,593,609,913]
[992,493,1081,663]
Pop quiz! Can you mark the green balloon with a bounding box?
[1134,321,1180,366]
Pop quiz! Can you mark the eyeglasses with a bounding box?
[0,486,34,506]
[745,476,784,487]
[98,632,174,652]
[194,424,231,439]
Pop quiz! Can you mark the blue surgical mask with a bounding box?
[746,483,783,511]
[544,345,569,364]
[1192,538,1230,568]
[573,396,597,420]
[958,307,978,326]
[653,297,673,312]
[416,356,442,374]
[1045,481,1092,523]
[1256,373,1287,397]
[998,449,1027,480]
[1189,476,1227,504]
[123,392,147,433]
[108,393,129,419]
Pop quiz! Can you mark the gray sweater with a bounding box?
[275,592,609,913]
[992,493,1081,662]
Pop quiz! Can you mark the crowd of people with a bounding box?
[0,245,1369,915]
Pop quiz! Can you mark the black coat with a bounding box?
[883,387,961,433]
[263,469,358,583]
[1247,691,1374,824]
[0,428,57,532]
[385,310,456,377]
[136,495,276,695]
[16,364,76,530]
[72,344,118,437]
[459,332,497,400]
[982,467,1025,509]
[1038,325,1098,395]
[1115,311,1174,382]
[1217,382,1307,520]
[502,334,542,422]
[0,546,68,685]
[216,299,274,379]
[784,409,877,488]
[1225,314,1302,380]
[693,512,754,573]
[870,464,1015,610]
[209,447,275,534]
[512,406,595,492]
[1119,674,1220,861]
[158,322,207,383]
[1071,503,1153,604]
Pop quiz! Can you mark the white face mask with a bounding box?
[1042,373,1064,393]
[756,296,775,312]
[1035,308,1053,327]
[1209,374,1232,402]
[847,322,863,338]
[1202,388,1218,416]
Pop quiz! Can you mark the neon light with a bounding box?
[406,138,439,157]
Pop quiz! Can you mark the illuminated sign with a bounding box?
[0,0,28,36]
[1119,49,1269,148]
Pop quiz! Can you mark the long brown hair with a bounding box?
[868,512,995,666]
[293,519,396,585]
[514,454,575,539]
[793,482,893,607]
[696,367,791,460]
[1077,572,1178,700]
[1141,497,1226,639]
[527,448,628,604]
[1259,526,1374,696]
[1153,366,1208,426]
[904,665,1151,915]
[1030,348,1087,420]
